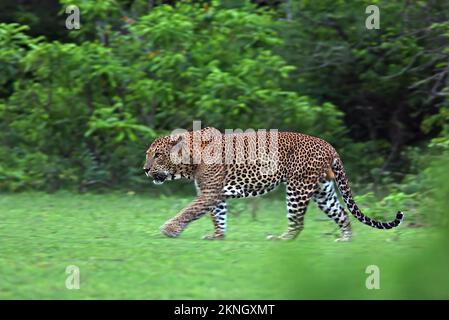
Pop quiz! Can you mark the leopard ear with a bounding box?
[169,134,184,146]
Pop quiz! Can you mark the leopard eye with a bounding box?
[154,152,162,159]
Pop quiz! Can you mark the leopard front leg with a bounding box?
[160,164,225,238]
[202,201,227,240]
[160,196,221,238]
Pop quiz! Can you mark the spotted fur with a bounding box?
[144,127,404,240]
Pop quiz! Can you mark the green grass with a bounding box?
[0,191,448,299]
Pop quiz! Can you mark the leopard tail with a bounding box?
[331,156,404,229]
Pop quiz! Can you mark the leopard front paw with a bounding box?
[160,221,184,238]
[202,234,225,240]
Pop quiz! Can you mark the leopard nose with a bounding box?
[143,168,151,176]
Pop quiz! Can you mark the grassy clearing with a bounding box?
[0,191,447,299]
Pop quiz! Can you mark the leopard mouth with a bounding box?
[153,172,168,185]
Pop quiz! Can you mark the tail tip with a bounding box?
[396,211,404,222]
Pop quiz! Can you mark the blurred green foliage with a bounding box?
[0,0,448,193]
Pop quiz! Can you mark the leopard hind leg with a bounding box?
[313,178,352,241]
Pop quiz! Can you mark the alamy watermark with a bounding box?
[365,265,380,289]
[65,265,80,289]
[65,5,80,30]
[365,5,380,30]
[155,121,279,175]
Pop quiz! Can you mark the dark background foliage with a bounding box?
[0,0,448,193]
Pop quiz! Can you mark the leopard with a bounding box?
[143,127,404,241]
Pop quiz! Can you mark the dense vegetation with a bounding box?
[1,0,448,191]
[0,1,448,217]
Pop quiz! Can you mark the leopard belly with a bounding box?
[222,165,284,198]
[222,181,282,198]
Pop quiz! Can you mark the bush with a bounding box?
[0,3,346,191]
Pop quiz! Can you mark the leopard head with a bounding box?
[143,127,221,184]
[143,133,191,184]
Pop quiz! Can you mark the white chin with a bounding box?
[153,180,165,185]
